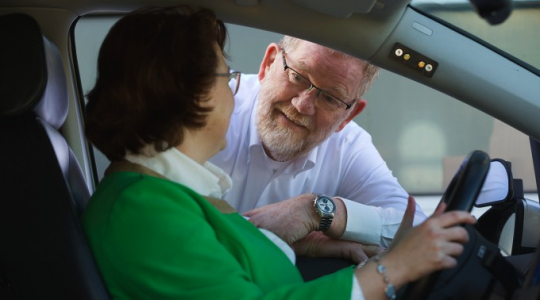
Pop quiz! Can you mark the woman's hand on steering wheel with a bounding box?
[381,197,476,287]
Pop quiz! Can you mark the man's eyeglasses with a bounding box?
[216,70,241,96]
[281,50,355,111]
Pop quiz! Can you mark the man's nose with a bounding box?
[291,94,316,115]
[291,85,318,115]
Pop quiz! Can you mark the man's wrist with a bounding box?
[313,194,336,231]
[303,194,321,232]
[324,196,346,238]
[303,193,347,237]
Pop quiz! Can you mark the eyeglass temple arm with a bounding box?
[281,50,288,71]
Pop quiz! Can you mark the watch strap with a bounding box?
[318,215,333,231]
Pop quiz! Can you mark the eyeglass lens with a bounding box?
[285,68,343,111]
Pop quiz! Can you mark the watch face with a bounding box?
[317,197,335,213]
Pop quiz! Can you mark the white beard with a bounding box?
[256,76,338,162]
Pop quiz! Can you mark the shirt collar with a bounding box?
[248,91,262,149]
[124,146,232,198]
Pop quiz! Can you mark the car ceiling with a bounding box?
[2,0,540,144]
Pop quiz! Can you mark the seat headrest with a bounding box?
[0,13,68,129]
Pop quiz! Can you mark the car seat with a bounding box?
[0,13,110,299]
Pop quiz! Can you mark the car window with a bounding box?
[74,14,538,216]
[411,0,540,71]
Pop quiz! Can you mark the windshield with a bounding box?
[411,0,540,72]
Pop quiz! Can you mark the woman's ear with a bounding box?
[258,43,280,82]
[335,99,367,132]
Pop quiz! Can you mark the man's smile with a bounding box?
[273,105,313,131]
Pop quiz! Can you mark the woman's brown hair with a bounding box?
[85,5,228,160]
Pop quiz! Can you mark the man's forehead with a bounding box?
[291,41,360,69]
[291,40,327,56]
[289,42,337,70]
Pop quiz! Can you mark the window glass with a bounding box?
[405,0,539,194]
[75,16,120,181]
[359,70,535,194]
[74,14,537,204]
[411,0,540,71]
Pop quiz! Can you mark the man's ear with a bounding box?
[335,99,367,132]
[258,43,280,82]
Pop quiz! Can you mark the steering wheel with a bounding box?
[397,150,491,299]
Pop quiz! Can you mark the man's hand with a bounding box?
[243,194,318,244]
[292,231,384,264]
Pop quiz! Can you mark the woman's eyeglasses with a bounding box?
[216,70,241,95]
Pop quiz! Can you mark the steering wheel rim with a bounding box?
[397,150,491,299]
[442,150,491,212]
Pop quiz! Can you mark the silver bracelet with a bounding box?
[356,260,368,269]
[374,255,396,300]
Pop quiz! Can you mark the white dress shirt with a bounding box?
[210,74,427,248]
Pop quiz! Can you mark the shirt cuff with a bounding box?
[352,274,366,300]
[340,198,382,246]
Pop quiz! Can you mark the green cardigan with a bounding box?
[83,171,353,299]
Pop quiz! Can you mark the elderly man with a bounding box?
[210,36,426,249]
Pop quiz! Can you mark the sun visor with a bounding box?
[288,0,377,18]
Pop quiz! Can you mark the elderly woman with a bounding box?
[83,5,475,300]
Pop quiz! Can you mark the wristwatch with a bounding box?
[313,194,336,231]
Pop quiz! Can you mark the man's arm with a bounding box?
[243,175,426,249]
[339,197,427,248]
[244,193,383,262]
[329,125,428,247]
